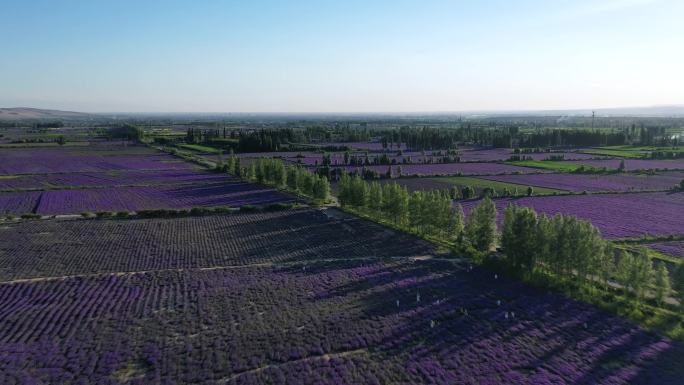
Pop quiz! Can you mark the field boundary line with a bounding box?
[0,255,461,286]
[216,348,368,384]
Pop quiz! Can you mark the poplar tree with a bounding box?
[653,262,671,306]
[368,182,384,213]
[673,264,684,310]
[465,197,498,253]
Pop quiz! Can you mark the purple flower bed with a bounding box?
[0,147,193,174]
[0,258,680,384]
[0,209,434,280]
[0,169,234,190]
[482,172,684,192]
[339,163,551,177]
[0,179,295,215]
[458,148,513,161]
[646,241,684,259]
[568,159,684,171]
[0,191,42,215]
[460,192,684,238]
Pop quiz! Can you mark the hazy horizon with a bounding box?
[2,0,683,113]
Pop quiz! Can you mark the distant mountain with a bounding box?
[0,107,92,121]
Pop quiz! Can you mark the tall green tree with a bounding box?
[451,203,465,241]
[653,262,671,306]
[673,264,684,310]
[368,182,384,213]
[313,175,330,202]
[465,197,498,253]
[616,249,654,302]
[501,204,538,273]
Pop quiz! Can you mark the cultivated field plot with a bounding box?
[567,159,684,171]
[0,179,293,215]
[339,163,550,177]
[645,241,684,259]
[0,143,295,214]
[0,169,233,191]
[0,260,681,384]
[0,144,191,174]
[0,209,434,281]
[482,172,684,192]
[460,192,684,238]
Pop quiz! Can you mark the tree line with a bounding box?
[337,174,684,311]
[219,156,330,203]
[501,205,683,308]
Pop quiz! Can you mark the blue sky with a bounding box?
[1,0,682,112]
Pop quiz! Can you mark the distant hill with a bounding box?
[0,107,92,121]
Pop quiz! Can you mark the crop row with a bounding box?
[0,260,681,385]
[0,209,434,281]
[0,169,234,191]
[0,145,193,175]
[0,180,295,215]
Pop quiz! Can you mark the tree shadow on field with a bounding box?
[278,255,684,384]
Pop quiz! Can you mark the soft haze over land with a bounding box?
[1,0,683,112]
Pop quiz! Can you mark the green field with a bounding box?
[506,160,602,172]
[581,149,646,158]
[178,144,223,153]
[429,176,566,194]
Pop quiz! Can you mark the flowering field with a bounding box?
[0,209,433,281]
[567,159,684,171]
[645,241,684,259]
[460,192,684,238]
[340,163,549,177]
[0,181,294,215]
[0,146,193,174]
[0,258,681,384]
[0,169,233,191]
[482,172,684,192]
[0,143,295,214]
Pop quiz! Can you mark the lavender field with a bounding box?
[482,172,684,192]
[0,209,433,281]
[0,181,293,215]
[460,192,684,238]
[0,143,295,214]
[340,162,550,177]
[0,145,194,174]
[645,241,684,259]
[0,210,682,384]
[567,159,684,171]
[0,169,232,190]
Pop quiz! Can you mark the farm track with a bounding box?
[0,254,460,286]
[216,348,368,384]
